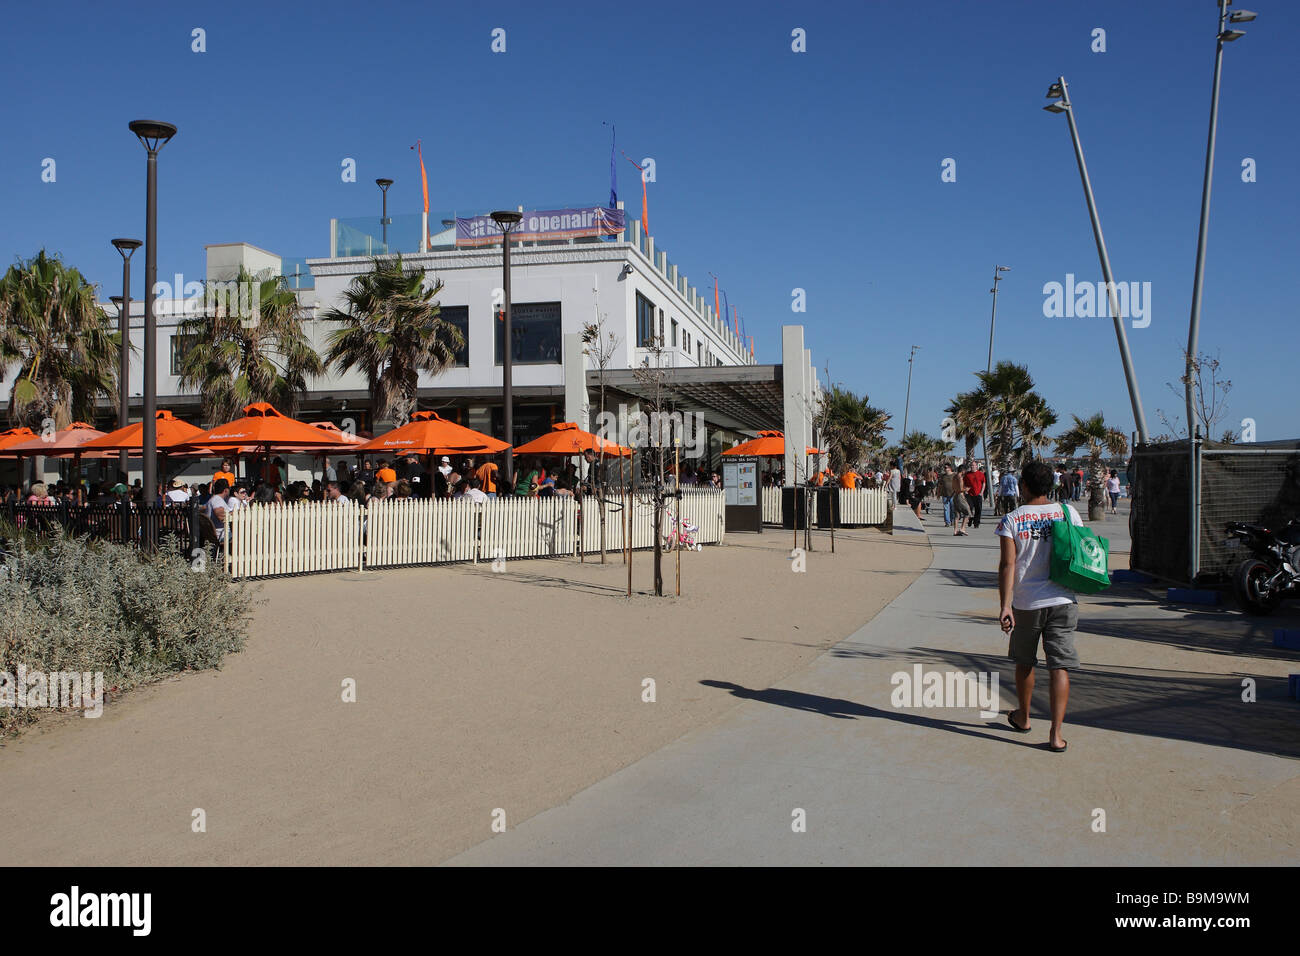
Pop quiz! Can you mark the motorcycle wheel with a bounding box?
[1233,558,1282,615]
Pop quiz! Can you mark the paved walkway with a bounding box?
[449,500,1300,865]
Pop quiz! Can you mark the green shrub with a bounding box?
[0,529,254,737]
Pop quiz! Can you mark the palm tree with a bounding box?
[321,256,463,426]
[900,431,954,472]
[0,250,118,429]
[944,390,985,467]
[818,384,891,472]
[1055,412,1128,518]
[1019,395,1058,461]
[176,268,324,425]
[976,361,1050,473]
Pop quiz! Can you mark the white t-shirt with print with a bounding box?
[996,502,1084,610]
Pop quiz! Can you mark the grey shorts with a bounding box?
[1008,602,1079,670]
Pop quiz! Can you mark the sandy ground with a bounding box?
[0,523,929,865]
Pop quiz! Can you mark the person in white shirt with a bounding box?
[204,479,231,541]
[996,460,1084,754]
[464,477,489,503]
[165,478,190,504]
[438,456,452,478]
[887,466,901,506]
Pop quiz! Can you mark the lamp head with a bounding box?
[1218,28,1246,40]
[490,210,523,230]
[1045,81,1064,99]
[1229,10,1257,23]
[1043,101,1069,113]
[375,178,394,190]
[128,120,177,152]
[111,237,142,258]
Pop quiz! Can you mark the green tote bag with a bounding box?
[1049,508,1111,593]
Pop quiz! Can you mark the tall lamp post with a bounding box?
[376,178,393,250]
[490,210,523,486]
[129,120,177,513]
[902,344,921,445]
[1184,1,1255,584]
[980,265,1010,498]
[1043,79,1149,446]
[110,238,141,482]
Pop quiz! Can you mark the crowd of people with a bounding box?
[2,449,688,542]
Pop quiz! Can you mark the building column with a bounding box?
[782,325,809,487]
[562,332,588,428]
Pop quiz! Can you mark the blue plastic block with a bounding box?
[1166,588,1221,606]
[1274,630,1300,651]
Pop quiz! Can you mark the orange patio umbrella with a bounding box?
[0,422,113,458]
[354,411,510,456]
[79,409,208,452]
[512,421,632,458]
[278,421,370,455]
[721,430,820,458]
[0,427,36,452]
[177,403,355,451]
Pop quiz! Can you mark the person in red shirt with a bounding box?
[963,464,986,528]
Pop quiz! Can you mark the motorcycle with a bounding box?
[1224,518,1300,615]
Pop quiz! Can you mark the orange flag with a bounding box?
[415,140,429,214]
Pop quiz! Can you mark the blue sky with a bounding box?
[3,0,1296,442]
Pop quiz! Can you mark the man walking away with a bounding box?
[998,468,1019,517]
[996,460,1083,753]
[963,463,985,528]
[888,464,901,507]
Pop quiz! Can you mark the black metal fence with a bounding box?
[0,500,207,553]
[1132,438,1300,585]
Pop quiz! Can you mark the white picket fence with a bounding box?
[224,490,725,580]
[762,486,782,524]
[838,487,890,525]
[758,486,890,526]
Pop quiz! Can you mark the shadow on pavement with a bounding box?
[698,679,1043,748]
[715,646,1300,759]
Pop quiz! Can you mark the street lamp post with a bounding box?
[902,344,921,443]
[129,120,177,518]
[490,210,523,486]
[1043,78,1149,446]
[110,238,141,482]
[1184,1,1254,584]
[376,178,393,250]
[981,265,1010,500]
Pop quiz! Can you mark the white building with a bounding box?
[6,202,822,487]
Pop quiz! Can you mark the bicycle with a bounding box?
[661,505,700,552]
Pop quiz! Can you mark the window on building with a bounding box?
[635,292,655,347]
[671,319,678,347]
[658,308,665,345]
[440,305,469,367]
[494,301,563,365]
[170,332,199,376]
[697,342,702,364]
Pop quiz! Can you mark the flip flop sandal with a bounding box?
[1048,741,1068,753]
[1007,711,1032,733]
